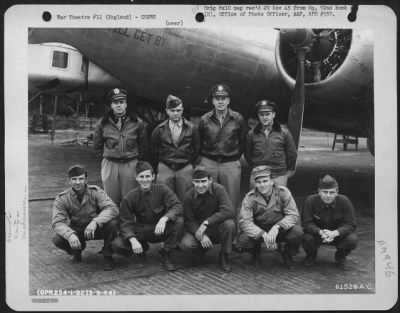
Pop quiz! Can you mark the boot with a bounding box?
[190,248,207,266]
[251,241,262,264]
[303,254,316,267]
[71,250,82,263]
[334,249,349,270]
[103,256,114,271]
[281,250,295,270]
[160,249,176,271]
[219,252,232,272]
[138,242,149,261]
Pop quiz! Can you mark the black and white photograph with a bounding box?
[4,3,397,311]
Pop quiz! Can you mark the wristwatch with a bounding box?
[203,220,209,227]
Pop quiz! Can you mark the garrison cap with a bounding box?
[135,161,153,175]
[255,100,276,113]
[318,174,339,189]
[68,164,87,178]
[252,165,272,180]
[192,165,210,180]
[166,94,183,109]
[209,84,232,98]
[107,88,128,102]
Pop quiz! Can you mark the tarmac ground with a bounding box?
[28,129,375,296]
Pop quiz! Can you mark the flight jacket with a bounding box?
[52,185,119,240]
[94,111,147,161]
[245,122,297,177]
[239,184,299,240]
[198,108,247,162]
[151,118,200,170]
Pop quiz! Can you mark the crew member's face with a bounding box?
[258,110,276,127]
[212,96,230,112]
[69,174,87,193]
[166,104,184,122]
[111,98,127,116]
[255,175,273,195]
[318,188,338,205]
[193,177,212,194]
[136,170,154,191]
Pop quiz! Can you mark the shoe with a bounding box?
[232,242,243,254]
[190,248,207,266]
[103,256,114,271]
[334,251,347,270]
[219,252,232,272]
[281,250,295,270]
[250,242,262,264]
[71,251,82,263]
[137,242,149,260]
[160,249,177,271]
[303,255,316,267]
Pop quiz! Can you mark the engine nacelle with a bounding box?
[276,29,373,107]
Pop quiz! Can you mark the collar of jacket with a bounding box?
[319,196,337,209]
[211,108,234,121]
[70,185,89,204]
[252,184,280,208]
[159,118,189,129]
[253,120,281,134]
[100,109,138,125]
[193,182,214,199]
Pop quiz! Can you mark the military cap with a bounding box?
[255,100,276,113]
[107,88,128,102]
[135,161,153,175]
[193,165,210,180]
[67,164,87,178]
[209,83,232,98]
[252,165,272,180]
[318,174,339,189]
[166,94,183,109]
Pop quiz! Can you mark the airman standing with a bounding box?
[151,95,200,202]
[93,88,148,206]
[198,83,247,219]
[245,100,297,187]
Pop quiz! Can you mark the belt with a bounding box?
[105,157,137,163]
[161,161,191,171]
[203,154,240,163]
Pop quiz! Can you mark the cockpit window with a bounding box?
[52,50,68,69]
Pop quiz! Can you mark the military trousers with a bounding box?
[237,224,303,256]
[101,158,138,206]
[180,219,236,254]
[199,157,241,215]
[157,162,193,202]
[302,232,358,257]
[52,219,119,256]
[112,217,184,255]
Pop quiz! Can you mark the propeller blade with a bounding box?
[287,49,306,152]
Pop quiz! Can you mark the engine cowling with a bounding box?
[276,29,373,106]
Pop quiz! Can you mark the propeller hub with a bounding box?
[280,29,314,51]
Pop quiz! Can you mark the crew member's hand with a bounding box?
[155,217,168,236]
[322,229,339,243]
[68,233,81,250]
[200,235,213,249]
[263,227,278,250]
[84,220,97,240]
[195,221,208,241]
[129,237,143,254]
